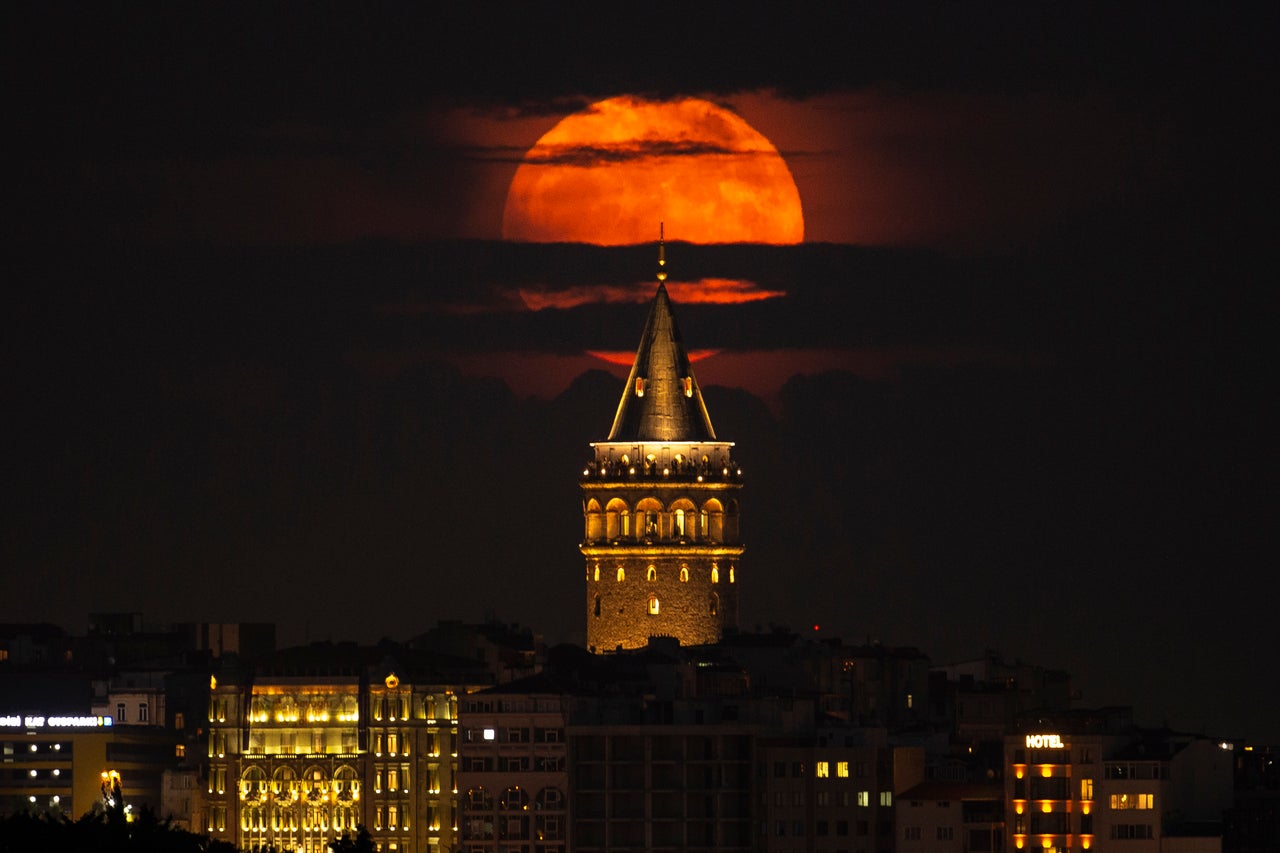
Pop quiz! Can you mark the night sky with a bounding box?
[5,6,1273,740]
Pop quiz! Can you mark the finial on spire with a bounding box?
[657,222,667,283]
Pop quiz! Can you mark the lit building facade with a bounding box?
[205,650,486,853]
[1005,714,1232,852]
[0,713,175,821]
[581,237,742,651]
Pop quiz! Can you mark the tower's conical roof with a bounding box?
[607,278,717,442]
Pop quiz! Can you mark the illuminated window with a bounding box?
[711,565,719,583]
[837,761,849,778]
[680,566,689,582]
[858,791,870,807]
[635,378,645,397]
[816,762,830,778]
[1081,779,1094,799]
[648,595,660,615]
[729,565,735,583]
[1110,793,1154,810]
[616,567,625,582]
[647,565,657,581]
[593,566,599,582]
[175,744,186,758]
[674,509,686,535]
[880,791,893,806]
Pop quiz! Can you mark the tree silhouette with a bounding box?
[0,807,237,853]
[328,825,376,853]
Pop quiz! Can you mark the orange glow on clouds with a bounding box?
[518,278,785,311]
[503,96,804,245]
[587,349,720,367]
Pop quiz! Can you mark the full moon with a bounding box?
[503,96,804,245]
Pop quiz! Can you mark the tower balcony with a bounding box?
[580,459,742,483]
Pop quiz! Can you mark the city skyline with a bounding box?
[5,6,1271,743]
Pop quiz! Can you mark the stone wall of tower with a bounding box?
[580,475,742,652]
[584,554,739,652]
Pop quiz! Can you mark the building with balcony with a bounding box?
[203,643,490,853]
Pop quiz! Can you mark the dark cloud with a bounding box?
[9,4,1266,157]
[522,139,757,167]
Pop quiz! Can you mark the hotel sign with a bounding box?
[1025,733,1065,748]
[0,714,114,728]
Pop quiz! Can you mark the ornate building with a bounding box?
[203,646,488,853]
[581,236,743,651]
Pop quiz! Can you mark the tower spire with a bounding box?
[606,231,715,442]
[657,221,667,284]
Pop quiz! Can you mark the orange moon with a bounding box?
[503,96,804,245]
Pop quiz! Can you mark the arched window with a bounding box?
[501,785,529,810]
[593,595,601,617]
[646,565,657,581]
[729,565,736,583]
[648,595,660,615]
[711,564,720,584]
[585,498,603,542]
[241,766,267,800]
[637,497,663,538]
[674,508,686,536]
[334,766,359,804]
[468,786,493,810]
[616,567,625,582]
[593,565,600,582]
[272,766,296,797]
[605,499,628,540]
[679,566,689,583]
[702,498,725,542]
[710,592,719,616]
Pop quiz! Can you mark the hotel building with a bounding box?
[1005,710,1231,852]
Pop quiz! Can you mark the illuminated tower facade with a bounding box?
[581,235,743,651]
